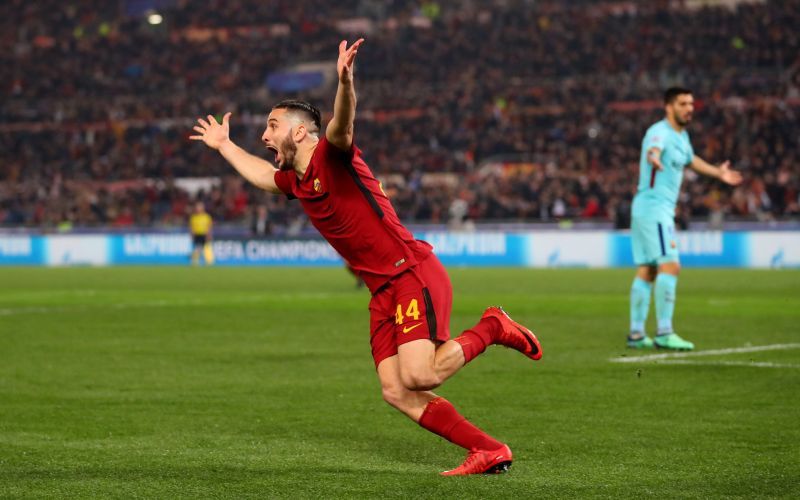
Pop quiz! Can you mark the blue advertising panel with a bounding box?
[111,234,192,264]
[212,238,342,266]
[3,231,798,268]
[416,232,527,266]
[0,235,44,265]
[611,231,749,267]
[526,231,609,268]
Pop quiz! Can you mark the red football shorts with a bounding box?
[369,253,453,367]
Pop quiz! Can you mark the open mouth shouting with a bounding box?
[265,144,282,166]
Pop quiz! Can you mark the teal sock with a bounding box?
[655,273,678,335]
[629,277,652,334]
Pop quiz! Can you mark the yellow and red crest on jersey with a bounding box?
[313,178,322,192]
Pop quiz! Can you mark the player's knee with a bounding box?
[381,385,404,410]
[636,266,657,282]
[399,369,441,391]
[659,262,681,276]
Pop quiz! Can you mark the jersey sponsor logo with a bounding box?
[402,323,423,334]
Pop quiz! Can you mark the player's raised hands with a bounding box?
[718,160,743,186]
[337,39,364,84]
[190,112,232,150]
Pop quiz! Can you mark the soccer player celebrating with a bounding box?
[628,87,742,350]
[190,39,542,475]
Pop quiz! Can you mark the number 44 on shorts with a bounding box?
[395,298,420,325]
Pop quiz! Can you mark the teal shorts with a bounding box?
[631,215,679,266]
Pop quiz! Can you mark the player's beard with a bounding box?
[278,130,297,171]
[670,105,692,127]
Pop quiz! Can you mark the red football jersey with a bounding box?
[274,137,433,293]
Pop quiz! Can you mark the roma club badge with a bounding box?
[314,178,322,193]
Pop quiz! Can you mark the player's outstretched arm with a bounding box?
[190,112,281,194]
[690,155,743,186]
[326,38,364,151]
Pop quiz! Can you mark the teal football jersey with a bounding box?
[632,119,694,219]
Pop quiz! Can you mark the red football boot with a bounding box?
[440,444,513,476]
[483,306,542,360]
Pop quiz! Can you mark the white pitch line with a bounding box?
[657,359,800,369]
[0,306,71,316]
[610,343,800,363]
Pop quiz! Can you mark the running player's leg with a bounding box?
[394,255,539,391]
[372,257,517,475]
[376,354,437,420]
[424,254,540,372]
[377,355,511,475]
[392,255,462,390]
[397,338,462,390]
[397,319,538,390]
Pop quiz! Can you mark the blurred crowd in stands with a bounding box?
[1,0,799,232]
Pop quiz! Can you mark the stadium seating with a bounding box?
[1,0,798,230]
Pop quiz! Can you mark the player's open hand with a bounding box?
[190,112,232,150]
[337,39,364,84]
[718,160,743,186]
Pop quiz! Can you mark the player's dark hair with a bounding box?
[272,100,322,132]
[664,87,692,104]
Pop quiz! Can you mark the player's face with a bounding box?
[262,109,297,170]
[668,94,694,127]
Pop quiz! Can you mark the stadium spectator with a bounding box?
[249,204,273,237]
[1,0,798,230]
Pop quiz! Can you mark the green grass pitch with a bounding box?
[1,267,799,498]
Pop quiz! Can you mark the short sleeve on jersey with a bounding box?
[644,128,665,152]
[317,136,356,163]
